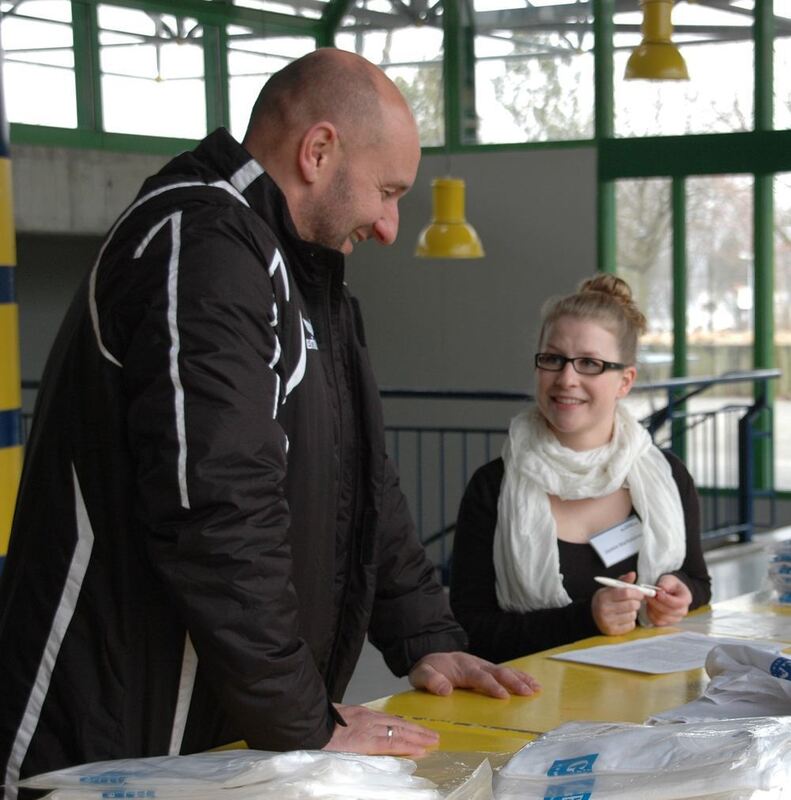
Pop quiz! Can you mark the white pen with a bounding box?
[594,576,661,597]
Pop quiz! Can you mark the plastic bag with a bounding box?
[650,643,791,723]
[19,749,495,800]
[19,750,440,799]
[493,717,791,800]
[413,752,495,800]
[767,541,791,603]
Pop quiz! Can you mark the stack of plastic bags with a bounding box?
[17,749,493,800]
[767,540,791,605]
[492,716,791,800]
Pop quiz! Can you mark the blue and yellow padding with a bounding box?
[0,74,23,576]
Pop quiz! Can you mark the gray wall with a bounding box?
[347,147,597,392]
[346,146,597,430]
[12,144,170,397]
[16,234,101,397]
[11,144,167,236]
[11,143,597,425]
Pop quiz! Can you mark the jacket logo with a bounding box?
[303,317,318,350]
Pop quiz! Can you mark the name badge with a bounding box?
[589,515,643,568]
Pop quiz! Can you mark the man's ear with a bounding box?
[297,121,340,184]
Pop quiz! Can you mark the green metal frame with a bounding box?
[9,0,321,155]
[85,0,319,33]
[440,0,477,148]
[317,0,353,47]
[594,0,615,274]
[594,3,789,493]
[203,23,230,132]
[753,0,775,489]
[671,177,686,383]
[72,2,103,132]
[599,130,791,179]
[442,0,462,150]
[671,176,686,461]
[10,122,198,154]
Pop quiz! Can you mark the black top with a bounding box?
[449,450,712,664]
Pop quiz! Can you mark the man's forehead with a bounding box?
[383,146,420,191]
[385,110,421,171]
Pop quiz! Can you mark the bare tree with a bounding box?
[394,68,444,147]
[492,45,594,141]
[616,179,673,330]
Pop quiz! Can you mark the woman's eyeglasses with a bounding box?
[534,353,627,375]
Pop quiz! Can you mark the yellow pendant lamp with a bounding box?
[415,177,484,259]
[625,0,689,81]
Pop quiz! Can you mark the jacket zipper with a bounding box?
[322,280,359,699]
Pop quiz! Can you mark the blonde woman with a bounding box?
[450,275,711,663]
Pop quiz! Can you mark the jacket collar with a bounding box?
[197,128,345,289]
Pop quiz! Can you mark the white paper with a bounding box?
[550,632,786,674]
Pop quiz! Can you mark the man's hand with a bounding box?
[323,704,439,756]
[408,651,541,699]
[591,571,643,635]
[646,573,692,626]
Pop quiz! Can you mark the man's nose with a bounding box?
[373,204,399,245]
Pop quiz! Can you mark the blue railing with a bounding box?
[382,369,779,583]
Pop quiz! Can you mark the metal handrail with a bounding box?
[380,368,783,401]
[382,369,780,581]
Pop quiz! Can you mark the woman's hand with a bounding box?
[646,573,692,626]
[591,571,643,635]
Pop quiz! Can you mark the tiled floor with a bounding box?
[342,526,791,705]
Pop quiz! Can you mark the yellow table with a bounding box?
[367,592,791,753]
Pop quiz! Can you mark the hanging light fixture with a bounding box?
[625,0,689,81]
[415,177,484,259]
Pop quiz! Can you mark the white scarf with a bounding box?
[493,403,686,613]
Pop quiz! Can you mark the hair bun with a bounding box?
[578,274,647,335]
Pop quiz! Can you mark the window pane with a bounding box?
[614,3,754,137]
[0,0,76,127]
[98,5,206,138]
[775,172,791,489]
[335,0,444,147]
[227,31,315,141]
[473,0,594,144]
[776,0,791,130]
[0,0,70,22]
[686,175,754,383]
[615,178,673,415]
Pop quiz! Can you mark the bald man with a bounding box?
[0,49,537,795]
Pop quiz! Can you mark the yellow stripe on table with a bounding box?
[209,722,534,757]
[397,717,535,754]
